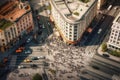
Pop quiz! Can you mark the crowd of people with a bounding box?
[43,34,90,80]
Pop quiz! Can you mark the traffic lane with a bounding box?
[96,52,120,64]
[42,73,48,80]
[90,60,119,75]
[91,59,120,74]
[85,67,112,80]
[84,15,105,45]
[93,55,120,71]
[85,8,115,46]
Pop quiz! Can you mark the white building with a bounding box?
[107,12,120,51]
[50,0,97,44]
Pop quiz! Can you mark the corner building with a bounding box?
[0,1,34,52]
[107,12,120,51]
[50,0,98,44]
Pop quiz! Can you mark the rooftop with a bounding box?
[0,1,31,22]
[0,19,13,30]
[113,12,120,23]
[52,0,96,21]
[112,12,120,30]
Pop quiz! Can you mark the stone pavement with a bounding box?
[97,45,120,62]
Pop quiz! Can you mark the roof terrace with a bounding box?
[53,0,96,21]
[0,19,13,30]
[0,1,31,22]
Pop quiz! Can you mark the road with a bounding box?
[84,6,119,58]
[80,5,120,80]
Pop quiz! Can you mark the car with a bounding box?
[24,59,32,63]
[18,47,25,50]
[47,22,50,26]
[3,57,8,63]
[42,24,45,28]
[18,65,26,69]
[92,65,100,70]
[26,36,33,43]
[26,38,31,43]
[103,54,110,57]
[37,56,45,59]
[97,28,102,34]
[30,64,38,68]
[24,50,31,54]
[16,49,22,53]
[30,57,38,60]
[43,61,49,66]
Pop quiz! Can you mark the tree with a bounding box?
[32,73,43,80]
[101,43,107,52]
[81,0,89,3]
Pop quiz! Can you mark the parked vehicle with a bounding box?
[92,65,100,70]
[103,54,110,57]
[30,64,38,68]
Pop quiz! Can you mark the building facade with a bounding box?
[107,12,120,51]
[97,0,106,9]
[0,1,34,52]
[50,0,97,44]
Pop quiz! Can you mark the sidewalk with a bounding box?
[97,45,120,62]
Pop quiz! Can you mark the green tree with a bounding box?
[101,43,107,52]
[81,0,89,3]
[32,73,43,80]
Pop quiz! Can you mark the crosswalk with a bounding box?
[9,55,17,68]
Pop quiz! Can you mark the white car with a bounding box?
[42,24,45,28]
[37,56,45,59]
[24,50,31,54]
[26,37,33,43]
[18,65,25,69]
[97,29,102,34]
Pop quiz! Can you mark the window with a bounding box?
[74,25,77,28]
[18,31,20,33]
[2,39,4,42]
[69,35,72,37]
[117,42,119,44]
[110,40,112,42]
[113,41,116,43]
[69,29,72,31]
[115,34,117,36]
[74,38,77,41]
[3,43,5,46]
[69,38,72,40]
[111,36,113,38]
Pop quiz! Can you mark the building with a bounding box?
[50,0,98,44]
[0,1,34,52]
[97,0,106,9]
[107,12,120,51]
[112,75,120,80]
